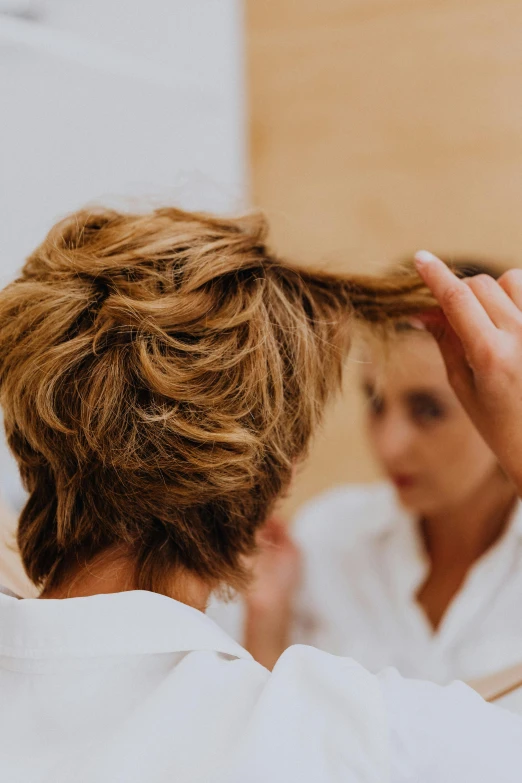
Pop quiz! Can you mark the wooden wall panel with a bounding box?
[246,0,522,516]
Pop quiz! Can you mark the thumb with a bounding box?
[414,310,476,405]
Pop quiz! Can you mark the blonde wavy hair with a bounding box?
[0,207,434,594]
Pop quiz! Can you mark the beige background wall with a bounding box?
[246,0,522,518]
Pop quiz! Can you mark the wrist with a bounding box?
[245,592,294,620]
[244,598,293,669]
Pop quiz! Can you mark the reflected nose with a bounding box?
[372,413,415,467]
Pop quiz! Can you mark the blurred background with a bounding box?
[2,0,522,584]
[247,0,522,517]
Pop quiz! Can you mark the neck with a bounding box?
[40,547,211,612]
[420,473,517,566]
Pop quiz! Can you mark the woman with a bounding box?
[243,260,522,684]
[0,210,521,783]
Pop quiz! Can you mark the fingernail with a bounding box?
[406,317,427,331]
[414,250,440,266]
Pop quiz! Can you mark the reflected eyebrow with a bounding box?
[404,389,446,405]
[404,388,442,398]
[405,388,436,397]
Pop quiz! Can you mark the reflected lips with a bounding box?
[391,474,417,489]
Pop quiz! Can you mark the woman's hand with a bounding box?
[244,517,301,670]
[247,517,301,613]
[414,251,522,495]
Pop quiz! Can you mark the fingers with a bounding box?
[414,251,498,362]
[464,273,522,329]
[498,269,522,311]
[433,318,475,403]
[415,252,522,333]
[416,309,475,404]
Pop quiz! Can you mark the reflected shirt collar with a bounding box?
[380,495,522,601]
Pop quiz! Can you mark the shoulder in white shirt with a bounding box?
[292,482,522,684]
[294,482,395,549]
[0,587,521,783]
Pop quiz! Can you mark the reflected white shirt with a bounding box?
[291,483,522,683]
[0,587,522,782]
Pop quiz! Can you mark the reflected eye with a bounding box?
[362,383,385,417]
[408,393,446,425]
[369,395,385,416]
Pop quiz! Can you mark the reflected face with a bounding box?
[362,333,498,515]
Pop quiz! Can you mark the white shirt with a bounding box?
[291,483,522,683]
[0,587,522,783]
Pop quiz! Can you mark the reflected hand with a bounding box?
[246,517,301,614]
[414,251,522,494]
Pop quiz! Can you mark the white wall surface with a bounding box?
[0,0,246,518]
[0,0,246,286]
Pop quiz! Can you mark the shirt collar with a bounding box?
[381,495,522,600]
[381,497,429,600]
[0,589,251,661]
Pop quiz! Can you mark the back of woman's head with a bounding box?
[0,206,433,594]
